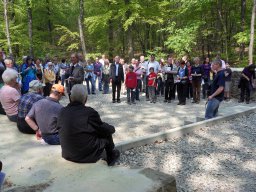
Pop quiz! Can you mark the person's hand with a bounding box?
[208,95,213,100]
[36,129,42,140]
[110,78,112,83]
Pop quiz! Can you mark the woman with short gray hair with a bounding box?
[0,68,21,122]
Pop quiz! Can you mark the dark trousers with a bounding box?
[146,76,149,98]
[192,80,201,102]
[7,114,17,122]
[240,79,251,102]
[165,80,174,100]
[112,79,121,101]
[17,117,35,134]
[43,83,52,97]
[157,77,164,96]
[187,82,193,99]
[102,135,115,162]
[172,83,177,99]
[0,102,6,115]
[127,88,135,102]
[135,79,142,100]
[202,81,210,99]
[42,133,60,145]
[177,82,187,104]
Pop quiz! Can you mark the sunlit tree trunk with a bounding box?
[78,0,86,58]
[27,0,33,57]
[249,0,256,64]
[3,0,12,54]
[240,0,246,61]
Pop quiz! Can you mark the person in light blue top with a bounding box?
[85,59,96,94]
[20,56,36,94]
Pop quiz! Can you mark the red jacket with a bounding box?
[125,72,137,89]
[148,72,157,87]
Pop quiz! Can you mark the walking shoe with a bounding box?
[107,149,120,166]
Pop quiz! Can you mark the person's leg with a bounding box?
[127,88,131,103]
[98,76,102,91]
[152,87,156,102]
[131,89,135,103]
[192,81,196,102]
[172,83,176,100]
[116,81,121,102]
[112,81,116,101]
[182,83,187,104]
[177,83,182,103]
[85,79,90,94]
[168,83,174,101]
[17,117,35,134]
[165,81,169,101]
[7,114,17,122]
[197,81,201,102]
[135,79,140,100]
[240,80,246,102]
[146,76,149,100]
[42,134,60,145]
[205,98,220,119]
[245,81,250,103]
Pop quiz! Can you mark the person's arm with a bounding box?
[208,86,224,100]
[25,116,39,131]
[242,73,250,81]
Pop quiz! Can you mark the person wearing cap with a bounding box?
[25,84,64,145]
[125,65,137,104]
[0,69,21,122]
[17,80,44,134]
[20,56,37,94]
[58,84,120,166]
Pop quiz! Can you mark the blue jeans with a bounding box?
[85,77,95,94]
[205,98,221,119]
[95,75,102,91]
[42,133,60,145]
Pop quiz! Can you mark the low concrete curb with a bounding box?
[116,106,256,152]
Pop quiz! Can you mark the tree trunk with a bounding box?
[3,0,12,54]
[46,0,53,44]
[240,0,246,61]
[108,19,114,63]
[78,0,86,58]
[27,0,33,57]
[249,0,256,64]
[124,0,134,61]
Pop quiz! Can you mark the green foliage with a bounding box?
[233,30,250,44]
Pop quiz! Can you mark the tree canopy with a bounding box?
[0,0,255,65]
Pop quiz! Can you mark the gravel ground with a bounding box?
[117,113,256,192]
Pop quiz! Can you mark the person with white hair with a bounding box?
[58,84,120,166]
[17,80,44,134]
[0,68,21,122]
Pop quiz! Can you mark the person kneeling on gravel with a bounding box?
[58,84,120,166]
[205,59,225,119]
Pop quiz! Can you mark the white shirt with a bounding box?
[99,59,105,67]
[145,61,161,76]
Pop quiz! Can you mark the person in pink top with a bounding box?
[0,68,21,122]
[133,59,143,101]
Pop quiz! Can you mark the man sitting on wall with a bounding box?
[58,84,120,166]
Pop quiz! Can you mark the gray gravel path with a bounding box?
[117,113,256,192]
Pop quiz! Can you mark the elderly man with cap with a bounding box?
[58,84,120,166]
[17,80,44,134]
[25,84,64,145]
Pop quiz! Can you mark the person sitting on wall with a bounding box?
[58,84,120,166]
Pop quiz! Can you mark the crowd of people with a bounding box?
[0,50,255,168]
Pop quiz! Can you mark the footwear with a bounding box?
[246,101,249,104]
[112,100,116,103]
[192,100,196,103]
[153,101,156,103]
[117,100,121,103]
[164,99,167,102]
[150,100,153,103]
[168,100,171,103]
[181,103,186,105]
[238,100,244,103]
[108,149,120,166]
[177,102,181,105]
[92,93,96,95]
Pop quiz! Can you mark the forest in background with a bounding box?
[0,0,255,65]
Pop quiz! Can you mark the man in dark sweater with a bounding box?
[58,84,120,166]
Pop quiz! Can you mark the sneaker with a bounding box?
[107,149,120,166]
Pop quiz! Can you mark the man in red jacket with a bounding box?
[125,65,137,104]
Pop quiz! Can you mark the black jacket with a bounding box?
[58,102,115,163]
[109,63,124,82]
